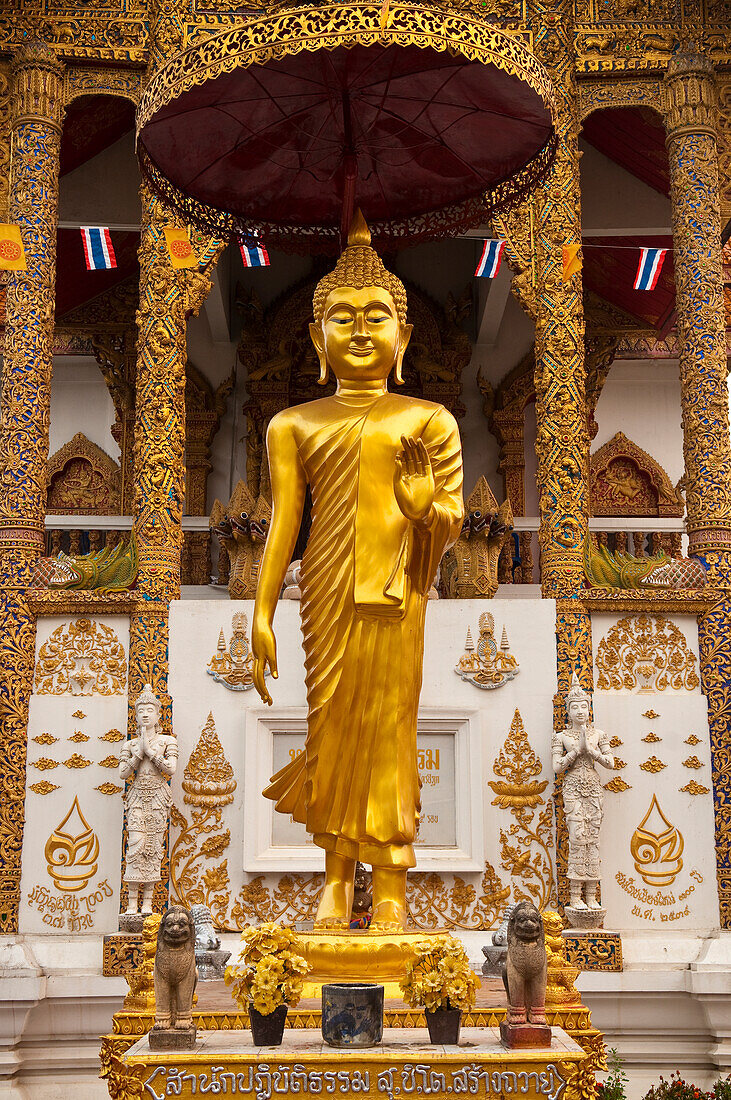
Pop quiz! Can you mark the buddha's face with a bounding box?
[310,286,411,383]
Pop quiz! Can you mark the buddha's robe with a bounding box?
[264,391,463,868]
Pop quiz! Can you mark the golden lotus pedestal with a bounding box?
[115,1026,588,1100]
[298,929,440,999]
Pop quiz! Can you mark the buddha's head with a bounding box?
[310,211,412,387]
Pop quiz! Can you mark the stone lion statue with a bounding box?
[152,905,197,1035]
[502,901,548,1027]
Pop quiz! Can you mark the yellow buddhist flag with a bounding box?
[562,242,581,283]
[0,224,27,270]
[163,227,197,269]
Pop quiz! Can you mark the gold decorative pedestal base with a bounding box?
[562,929,623,972]
[298,929,440,998]
[112,1027,589,1100]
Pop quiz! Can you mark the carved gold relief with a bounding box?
[96,783,123,796]
[613,758,627,770]
[68,731,89,742]
[44,796,99,892]
[440,477,513,598]
[590,432,683,518]
[680,780,710,796]
[608,736,623,748]
[101,728,124,742]
[31,758,59,771]
[209,481,271,600]
[639,756,666,773]
[684,734,701,746]
[543,911,581,1009]
[34,618,127,695]
[99,755,120,768]
[603,777,631,793]
[170,714,236,926]
[30,781,60,795]
[455,614,520,690]
[33,732,57,744]
[72,710,86,719]
[642,732,661,743]
[630,795,684,886]
[46,432,121,515]
[63,753,91,769]
[595,615,700,693]
[489,709,556,911]
[207,613,260,691]
[682,756,704,769]
[643,709,660,719]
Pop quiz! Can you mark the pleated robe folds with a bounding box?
[264,392,463,867]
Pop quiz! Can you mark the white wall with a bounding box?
[49,357,119,463]
[592,360,684,486]
[58,133,140,227]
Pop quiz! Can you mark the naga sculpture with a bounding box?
[31,532,138,591]
[584,535,706,590]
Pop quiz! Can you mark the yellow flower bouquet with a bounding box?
[400,935,479,1042]
[225,922,311,1030]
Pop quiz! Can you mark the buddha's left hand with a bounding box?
[395,435,435,523]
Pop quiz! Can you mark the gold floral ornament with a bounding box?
[640,756,666,773]
[680,781,710,796]
[455,614,519,690]
[595,615,699,693]
[682,756,703,769]
[72,710,86,719]
[643,710,660,720]
[489,709,547,809]
[603,777,631,793]
[44,796,100,892]
[684,734,701,746]
[63,753,91,769]
[642,732,661,743]
[170,714,237,926]
[68,731,90,743]
[99,755,120,768]
[30,781,60,795]
[609,736,623,748]
[613,758,627,770]
[96,783,123,796]
[225,923,310,1016]
[489,710,555,911]
[630,795,684,886]
[34,618,127,695]
[207,613,263,692]
[31,758,59,771]
[100,728,124,742]
[33,733,57,745]
[400,935,479,1014]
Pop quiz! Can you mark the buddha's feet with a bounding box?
[369,898,407,932]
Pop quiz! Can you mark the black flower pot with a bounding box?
[425,1006,461,1044]
[249,1003,288,1045]
[322,982,384,1048]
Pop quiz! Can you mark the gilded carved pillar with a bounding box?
[664,54,731,927]
[0,42,63,931]
[529,0,592,906]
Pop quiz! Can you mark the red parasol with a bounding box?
[137,8,556,251]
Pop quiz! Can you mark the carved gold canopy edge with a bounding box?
[579,589,717,614]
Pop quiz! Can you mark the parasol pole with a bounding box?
[340,92,358,247]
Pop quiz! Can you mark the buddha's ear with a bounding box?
[393,323,413,386]
[309,322,329,385]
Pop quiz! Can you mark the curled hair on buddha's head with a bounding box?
[311,213,409,383]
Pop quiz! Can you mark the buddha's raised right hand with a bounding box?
[252,617,278,706]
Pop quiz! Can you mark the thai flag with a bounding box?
[475,239,506,278]
[634,247,667,290]
[239,240,270,268]
[80,226,116,270]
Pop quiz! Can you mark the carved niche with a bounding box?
[590,432,683,517]
[236,277,471,499]
[46,432,121,515]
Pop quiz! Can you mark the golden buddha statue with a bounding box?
[252,212,464,933]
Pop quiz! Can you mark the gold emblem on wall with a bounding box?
[630,795,684,886]
[44,796,100,892]
[642,710,660,719]
[680,780,710,796]
[603,776,631,793]
[596,615,699,693]
[642,732,661,743]
[30,781,60,796]
[682,756,703,769]
[33,733,57,745]
[34,618,127,695]
[639,756,666,773]
[684,734,701,746]
[206,612,263,692]
[455,613,519,690]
